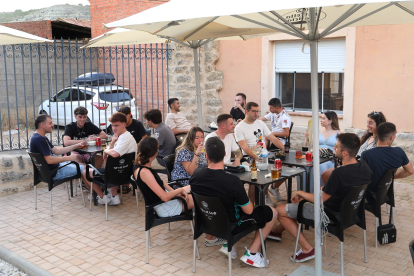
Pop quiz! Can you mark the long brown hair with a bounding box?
[135,137,158,165]
[360,111,387,145]
[324,111,340,131]
[176,126,204,153]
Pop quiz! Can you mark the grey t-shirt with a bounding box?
[151,122,176,162]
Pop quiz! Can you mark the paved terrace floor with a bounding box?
[0,177,413,276]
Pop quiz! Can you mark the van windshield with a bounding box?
[99,90,133,102]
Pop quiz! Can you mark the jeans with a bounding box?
[53,161,84,181]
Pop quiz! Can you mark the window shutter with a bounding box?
[275,38,345,73]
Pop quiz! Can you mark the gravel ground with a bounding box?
[0,260,27,276]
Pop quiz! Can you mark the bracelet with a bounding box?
[194,153,200,157]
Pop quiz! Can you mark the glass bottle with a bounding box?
[251,159,257,181]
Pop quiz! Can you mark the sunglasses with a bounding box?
[369,111,380,116]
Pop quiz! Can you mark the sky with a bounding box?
[2,0,90,12]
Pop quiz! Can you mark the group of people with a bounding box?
[29,93,414,268]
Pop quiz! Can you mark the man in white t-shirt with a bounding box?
[82,112,137,205]
[165,98,192,135]
[234,102,284,206]
[259,98,291,146]
[205,114,243,165]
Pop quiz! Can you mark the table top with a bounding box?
[74,145,105,154]
[269,151,331,168]
[227,166,304,186]
[200,126,216,134]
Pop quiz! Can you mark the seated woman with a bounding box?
[133,137,193,218]
[303,111,341,192]
[321,111,386,183]
[171,126,207,186]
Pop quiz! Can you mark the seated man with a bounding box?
[190,137,277,268]
[82,112,137,205]
[204,114,242,166]
[230,93,247,123]
[144,109,176,170]
[270,133,372,262]
[30,114,84,180]
[259,98,291,147]
[118,106,147,146]
[63,106,107,167]
[361,122,414,199]
[165,98,192,135]
[234,101,284,206]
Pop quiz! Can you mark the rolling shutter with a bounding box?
[275,38,345,73]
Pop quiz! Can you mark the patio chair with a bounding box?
[163,153,190,183]
[130,175,195,264]
[409,239,414,265]
[293,183,370,276]
[85,152,135,221]
[28,151,83,217]
[191,191,267,276]
[365,168,396,248]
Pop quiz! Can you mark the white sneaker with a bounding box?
[108,195,120,205]
[240,247,269,268]
[219,244,237,259]
[269,186,285,202]
[97,195,110,205]
[107,188,113,197]
[265,194,275,207]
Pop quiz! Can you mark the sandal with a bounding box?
[118,185,130,194]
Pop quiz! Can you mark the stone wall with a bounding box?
[0,150,40,197]
[167,41,223,127]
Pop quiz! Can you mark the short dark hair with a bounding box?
[236,93,246,101]
[376,122,396,142]
[268,98,281,108]
[135,137,158,165]
[216,114,233,126]
[144,109,162,124]
[245,102,259,111]
[168,98,178,108]
[205,137,225,163]
[35,114,51,130]
[109,112,127,124]
[74,106,88,115]
[118,106,131,115]
[336,133,360,158]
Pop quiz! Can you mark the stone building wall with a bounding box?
[167,41,223,127]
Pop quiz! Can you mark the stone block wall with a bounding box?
[167,41,223,127]
[0,150,38,197]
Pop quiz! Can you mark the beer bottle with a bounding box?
[251,158,258,181]
[285,137,290,153]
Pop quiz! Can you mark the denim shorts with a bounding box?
[53,161,84,181]
[286,202,314,220]
[153,199,182,218]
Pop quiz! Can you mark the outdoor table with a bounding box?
[74,145,105,204]
[269,151,331,193]
[227,166,304,205]
[200,126,215,134]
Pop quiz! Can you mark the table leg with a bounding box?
[70,180,74,197]
[287,178,292,203]
[305,167,311,193]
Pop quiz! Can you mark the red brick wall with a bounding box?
[89,0,170,38]
[2,21,52,39]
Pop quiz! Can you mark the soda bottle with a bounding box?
[251,159,257,181]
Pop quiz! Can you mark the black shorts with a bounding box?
[232,205,273,235]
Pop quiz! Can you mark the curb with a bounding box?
[0,245,54,276]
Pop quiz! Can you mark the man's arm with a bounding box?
[172,128,188,135]
[265,134,285,151]
[240,201,254,215]
[259,116,269,121]
[292,190,331,204]
[44,154,77,165]
[104,148,120,158]
[237,140,259,161]
[395,162,414,179]
[98,130,108,139]
[52,143,83,156]
[233,148,243,166]
[272,127,289,138]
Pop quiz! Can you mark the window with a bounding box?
[275,39,345,112]
[99,89,132,102]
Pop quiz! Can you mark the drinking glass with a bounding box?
[295,150,302,159]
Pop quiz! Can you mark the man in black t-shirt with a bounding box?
[119,106,147,145]
[63,106,107,166]
[30,114,84,180]
[229,93,246,123]
[269,133,372,263]
[361,122,414,195]
[190,137,277,268]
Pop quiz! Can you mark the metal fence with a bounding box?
[0,38,171,151]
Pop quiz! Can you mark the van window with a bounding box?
[99,90,132,102]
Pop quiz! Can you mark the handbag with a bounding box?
[377,210,397,244]
[319,148,334,159]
